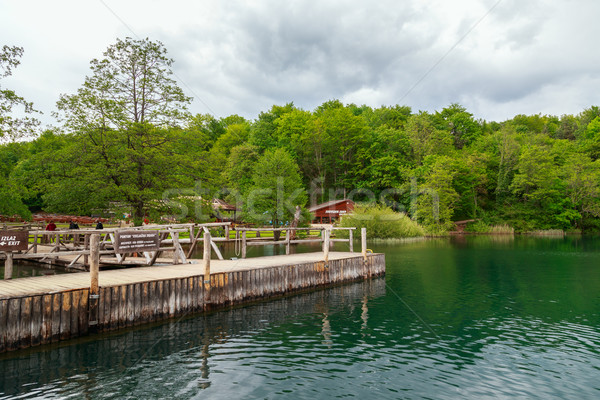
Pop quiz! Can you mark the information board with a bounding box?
[0,230,29,252]
[114,230,160,254]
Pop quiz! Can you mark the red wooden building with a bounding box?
[309,199,355,224]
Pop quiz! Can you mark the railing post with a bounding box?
[349,229,354,252]
[323,229,330,263]
[286,228,291,255]
[361,227,367,262]
[225,225,230,241]
[242,231,247,259]
[89,234,100,330]
[203,232,211,298]
[83,234,89,266]
[3,252,13,280]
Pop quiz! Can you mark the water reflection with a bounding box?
[2,236,600,399]
[0,279,385,399]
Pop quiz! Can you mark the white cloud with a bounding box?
[1,0,599,127]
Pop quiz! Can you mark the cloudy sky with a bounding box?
[2,0,599,127]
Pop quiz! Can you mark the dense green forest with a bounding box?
[2,39,600,233]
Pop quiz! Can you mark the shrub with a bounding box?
[336,204,425,239]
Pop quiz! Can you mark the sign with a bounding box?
[115,230,160,254]
[0,230,29,252]
[325,210,347,214]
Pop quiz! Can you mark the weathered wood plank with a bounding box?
[141,282,150,323]
[6,298,20,351]
[70,290,80,338]
[43,294,55,343]
[158,280,165,316]
[31,296,42,347]
[60,291,71,341]
[148,281,157,322]
[110,287,119,331]
[119,285,127,328]
[174,279,181,316]
[168,280,176,316]
[126,284,134,327]
[51,293,62,342]
[0,299,7,353]
[79,289,89,335]
[19,297,32,349]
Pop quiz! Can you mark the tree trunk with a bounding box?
[290,206,301,240]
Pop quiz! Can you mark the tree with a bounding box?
[416,156,459,233]
[0,45,39,142]
[405,113,453,165]
[244,148,307,226]
[435,103,482,149]
[55,37,192,221]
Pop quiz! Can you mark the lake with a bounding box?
[1,235,599,399]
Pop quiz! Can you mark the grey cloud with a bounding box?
[158,0,600,121]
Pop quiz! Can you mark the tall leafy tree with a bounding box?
[244,148,307,226]
[0,45,39,142]
[55,37,192,221]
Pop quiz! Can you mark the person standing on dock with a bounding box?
[95,220,104,229]
[69,220,79,230]
[45,221,56,244]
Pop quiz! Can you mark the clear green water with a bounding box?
[1,236,600,399]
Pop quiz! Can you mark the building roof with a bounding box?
[212,198,237,211]
[309,199,354,212]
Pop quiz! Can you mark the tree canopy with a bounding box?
[3,39,600,234]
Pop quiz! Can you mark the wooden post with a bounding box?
[172,232,180,264]
[225,225,230,241]
[83,234,89,266]
[89,234,100,330]
[203,232,211,299]
[242,231,247,259]
[286,228,291,255]
[3,252,13,280]
[349,229,354,252]
[361,227,367,261]
[323,229,329,263]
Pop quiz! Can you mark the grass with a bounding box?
[528,229,565,236]
[337,204,425,239]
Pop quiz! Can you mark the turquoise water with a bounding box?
[1,236,600,399]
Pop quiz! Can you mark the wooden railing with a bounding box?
[233,226,356,259]
[2,223,369,280]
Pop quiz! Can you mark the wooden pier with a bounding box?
[0,228,384,353]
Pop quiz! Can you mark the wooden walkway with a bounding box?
[0,252,385,353]
[0,252,360,299]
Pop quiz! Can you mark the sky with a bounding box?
[1,0,599,128]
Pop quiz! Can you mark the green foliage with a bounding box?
[54,38,192,219]
[416,156,459,234]
[5,40,600,234]
[243,148,307,226]
[337,204,425,239]
[0,45,39,142]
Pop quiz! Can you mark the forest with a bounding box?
[2,39,600,234]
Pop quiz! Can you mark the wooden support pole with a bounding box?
[361,227,367,261]
[83,234,89,266]
[225,225,230,241]
[242,231,247,259]
[323,229,330,263]
[172,232,180,264]
[349,229,354,252]
[203,232,211,299]
[3,252,13,280]
[286,228,291,255]
[89,234,100,330]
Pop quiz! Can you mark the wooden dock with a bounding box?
[0,251,385,353]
